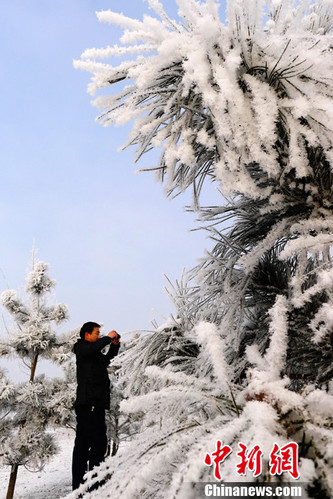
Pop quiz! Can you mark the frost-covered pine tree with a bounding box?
[0,259,72,499]
[73,1,333,497]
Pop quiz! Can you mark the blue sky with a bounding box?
[0,0,220,355]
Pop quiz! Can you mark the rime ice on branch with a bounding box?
[75,0,333,383]
[74,0,332,199]
[73,1,333,498]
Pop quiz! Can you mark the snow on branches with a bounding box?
[25,261,56,295]
[74,1,333,497]
[75,0,333,384]
[75,0,332,201]
[1,261,69,357]
[69,318,333,498]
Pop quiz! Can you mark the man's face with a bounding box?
[85,327,100,342]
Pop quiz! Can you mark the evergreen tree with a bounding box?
[73,1,333,497]
[0,259,71,499]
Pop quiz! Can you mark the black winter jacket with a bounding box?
[73,337,120,409]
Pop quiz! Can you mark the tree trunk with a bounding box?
[30,354,38,382]
[6,355,39,498]
[111,413,119,456]
[6,463,19,499]
[111,440,119,457]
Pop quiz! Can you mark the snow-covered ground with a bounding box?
[0,428,74,499]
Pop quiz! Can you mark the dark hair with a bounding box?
[79,321,101,339]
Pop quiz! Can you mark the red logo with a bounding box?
[204,441,299,480]
[269,442,300,479]
[236,443,263,477]
[204,441,232,481]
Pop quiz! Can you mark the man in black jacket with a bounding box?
[72,321,120,490]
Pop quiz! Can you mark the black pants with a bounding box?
[72,406,108,490]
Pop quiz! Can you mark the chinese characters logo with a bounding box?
[204,441,299,481]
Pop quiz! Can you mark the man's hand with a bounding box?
[107,330,118,339]
[108,330,120,344]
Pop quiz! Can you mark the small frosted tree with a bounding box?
[0,259,70,499]
[72,1,333,497]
